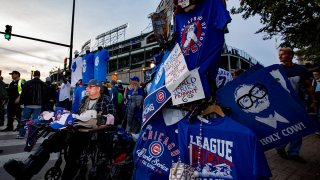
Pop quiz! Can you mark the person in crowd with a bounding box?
[117,80,124,95]
[18,70,47,139]
[276,47,317,163]
[312,68,320,135]
[43,77,56,111]
[0,75,8,154]
[59,76,71,110]
[110,80,119,107]
[125,76,145,134]
[4,79,116,180]
[0,75,8,127]
[1,71,24,132]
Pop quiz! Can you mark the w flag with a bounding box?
[175,0,231,77]
[216,65,317,150]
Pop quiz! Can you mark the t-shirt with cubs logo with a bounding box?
[178,116,272,179]
[133,108,187,180]
[82,52,95,84]
[174,0,231,76]
[94,48,110,82]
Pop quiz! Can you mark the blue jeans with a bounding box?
[277,138,302,156]
[19,107,41,136]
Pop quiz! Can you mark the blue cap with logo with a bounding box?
[86,79,103,87]
[130,76,140,82]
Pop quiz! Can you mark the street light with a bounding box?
[150,61,155,68]
[30,66,36,79]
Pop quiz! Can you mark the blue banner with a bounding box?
[142,86,171,128]
[216,65,317,150]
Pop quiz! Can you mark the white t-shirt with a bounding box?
[59,82,71,101]
[71,56,83,87]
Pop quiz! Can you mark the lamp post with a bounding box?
[30,66,36,79]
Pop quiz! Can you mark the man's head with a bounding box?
[33,70,40,78]
[279,47,294,63]
[9,71,20,80]
[313,68,320,81]
[85,79,102,99]
[45,77,51,82]
[111,80,117,86]
[130,76,140,86]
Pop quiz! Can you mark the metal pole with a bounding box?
[69,0,76,71]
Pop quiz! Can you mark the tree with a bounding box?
[231,1,320,64]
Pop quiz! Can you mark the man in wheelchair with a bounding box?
[4,79,116,180]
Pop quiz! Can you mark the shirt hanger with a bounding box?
[201,104,225,117]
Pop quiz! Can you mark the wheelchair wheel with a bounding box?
[44,167,61,180]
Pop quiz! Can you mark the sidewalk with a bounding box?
[266,134,320,180]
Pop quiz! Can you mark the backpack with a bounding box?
[118,92,123,105]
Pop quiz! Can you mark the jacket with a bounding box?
[20,78,47,106]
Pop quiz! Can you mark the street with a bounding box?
[0,119,59,180]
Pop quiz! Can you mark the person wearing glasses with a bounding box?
[276,47,317,163]
[4,79,116,180]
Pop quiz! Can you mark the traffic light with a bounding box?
[4,25,12,41]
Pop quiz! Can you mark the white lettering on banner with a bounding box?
[190,135,233,162]
[164,43,191,92]
[259,122,307,146]
[172,69,205,105]
[282,122,306,136]
[143,103,155,116]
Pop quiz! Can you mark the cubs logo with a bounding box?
[149,141,164,157]
[180,16,206,56]
[82,60,87,73]
[95,56,100,66]
[156,90,166,103]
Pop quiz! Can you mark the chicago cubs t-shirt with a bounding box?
[178,116,271,179]
[174,0,231,76]
[133,108,187,180]
[72,85,86,113]
[82,52,95,84]
[94,48,110,82]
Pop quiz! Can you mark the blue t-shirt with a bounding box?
[82,52,95,84]
[178,116,271,179]
[94,48,110,82]
[72,85,86,113]
[174,0,231,76]
[133,109,186,180]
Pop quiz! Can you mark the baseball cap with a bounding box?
[86,79,102,87]
[9,71,20,76]
[130,76,140,82]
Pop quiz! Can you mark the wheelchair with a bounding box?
[43,125,135,180]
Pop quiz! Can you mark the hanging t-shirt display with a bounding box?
[216,65,317,150]
[178,116,272,179]
[71,56,83,87]
[174,0,231,79]
[94,48,110,82]
[72,85,86,113]
[133,108,187,180]
[82,52,95,84]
